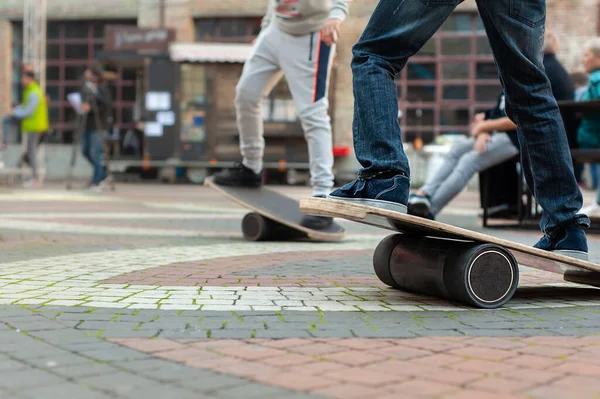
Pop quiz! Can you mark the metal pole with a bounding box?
[39,0,47,93]
[159,0,165,28]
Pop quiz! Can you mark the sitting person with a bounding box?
[577,39,600,215]
[408,93,518,219]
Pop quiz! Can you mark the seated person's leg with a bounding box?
[421,133,518,218]
[408,136,475,216]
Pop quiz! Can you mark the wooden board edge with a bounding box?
[206,178,345,241]
[300,198,600,272]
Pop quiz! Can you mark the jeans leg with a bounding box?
[351,0,462,179]
[476,0,589,234]
[421,137,474,197]
[91,132,105,184]
[81,131,93,165]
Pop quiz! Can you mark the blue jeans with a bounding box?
[351,0,589,234]
[82,130,105,185]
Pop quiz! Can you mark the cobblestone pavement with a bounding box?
[1,183,600,398]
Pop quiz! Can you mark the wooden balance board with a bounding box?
[300,197,600,309]
[204,178,345,242]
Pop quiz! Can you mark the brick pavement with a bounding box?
[1,184,600,398]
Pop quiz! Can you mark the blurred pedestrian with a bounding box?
[6,70,49,187]
[80,63,113,189]
[213,0,351,230]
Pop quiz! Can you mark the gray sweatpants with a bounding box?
[421,133,519,215]
[25,133,38,179]
[236,24,336,196]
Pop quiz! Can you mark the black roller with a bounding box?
[377,234,519,309]
[241,212,307,241]
[373,234,404,289]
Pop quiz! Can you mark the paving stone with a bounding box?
[213,384,317,399]
[455,329,540,337]
[253,330,313,338]
[136,364,221,382]
[76,348,151,362]
[55,313,116,321]
[0,358,29,372]
[206,330,254,339]
[77,321,141,330]
[28,329,92,342]
[5,320,69,332]
[308,329,355,338]
[0,369,67,390]
[77,373,156,394]
[117,359,175,372]
[116,384,204,399]
[349,328,416,338]
[24,353,94,368]
[20,383,113,399]
[223,322,268,330]
[176,373,249,393]
[50,363,119,379]
[6,346,73,360]
[100,329,160,339]
[87,308,138,315]
[110,315,160,323]
[55,341,121,352]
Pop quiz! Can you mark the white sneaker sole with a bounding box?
[327,196,407,214]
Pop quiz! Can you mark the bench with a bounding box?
[480,149,600,228]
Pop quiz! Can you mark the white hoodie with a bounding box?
[261,0,350,36]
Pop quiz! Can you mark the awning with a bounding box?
[169,43,252,64]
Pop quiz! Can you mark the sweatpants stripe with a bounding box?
[313,39,332,103]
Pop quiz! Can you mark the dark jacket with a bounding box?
[543,53,577,148]
[82,81,113,132]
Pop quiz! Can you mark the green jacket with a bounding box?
[577,69,600,149]
[20,82,49,134]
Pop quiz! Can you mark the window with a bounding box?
[180,64,207,143]
[397,13,501,143]
[11,20,137,143]
[195,18,262,43]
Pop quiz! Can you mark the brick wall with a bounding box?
[0,0,138,19]
[191,0,267,18]
[138,0,194,42]
[546,0,599,71]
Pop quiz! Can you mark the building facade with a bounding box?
[0,0,598,149]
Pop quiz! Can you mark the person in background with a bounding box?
[80,63,113,189]
[543,32,582,185]
[572,72,590,101]
[407,93,518,219]
[5,70,49,187]
[578,39,600,215]
[571,71,597,189]
[1,63,36,151]
[213,0,350,230]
